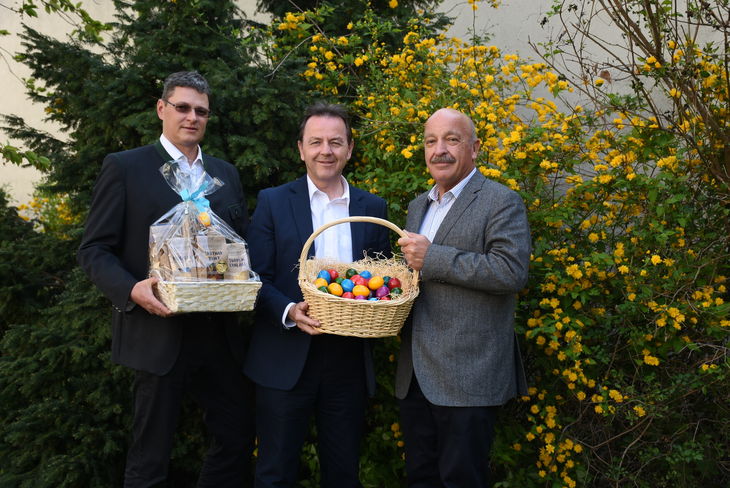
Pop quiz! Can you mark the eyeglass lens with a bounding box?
[166,100,210,117]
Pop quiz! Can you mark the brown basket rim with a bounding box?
[296,216,419,282]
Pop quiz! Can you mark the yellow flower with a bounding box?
[389,0,398,8]
[633,405,646,417]
[650,254,662,265]
[608,389,623,402]
[643,354,660,366]
[401,148,413,159]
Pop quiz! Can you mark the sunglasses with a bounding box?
[163,99,212,118]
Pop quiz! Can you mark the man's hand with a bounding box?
[287,301,322,335]
[130,277,173,317]
[397,231,431,271]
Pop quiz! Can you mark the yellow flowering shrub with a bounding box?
[270,2,729,486]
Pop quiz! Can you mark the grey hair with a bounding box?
[161,71,211,99]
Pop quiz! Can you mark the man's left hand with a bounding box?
[397,231,431,271]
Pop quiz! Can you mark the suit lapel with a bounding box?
[153,140,173,163]
[289,176,315,257]
[348,186,367,257]
[432,172,484,244]
[406,193,430,233]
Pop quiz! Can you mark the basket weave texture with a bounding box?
[156,280,261,314]
[298,216,419,338]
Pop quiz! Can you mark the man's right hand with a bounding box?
[130,277,173,317]
[287,301,322,335]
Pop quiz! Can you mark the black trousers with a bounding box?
[399,375,498,488]
[124,317,255,488]
[254,334,367,488]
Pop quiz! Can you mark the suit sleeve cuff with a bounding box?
[282,302,296,329]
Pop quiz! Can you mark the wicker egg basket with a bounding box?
[298,216,419,338]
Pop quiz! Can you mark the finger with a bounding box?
[296,322,322,335]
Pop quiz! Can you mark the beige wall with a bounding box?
[0,0,549,204]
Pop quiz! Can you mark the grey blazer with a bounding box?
[395,172,530,407]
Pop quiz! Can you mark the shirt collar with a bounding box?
[428,167,477,203]
[159,134,203,166]
[307,175,350,202]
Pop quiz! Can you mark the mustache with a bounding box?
[430,155,456,164]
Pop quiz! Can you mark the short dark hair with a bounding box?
[298,102,353,143]
[161,71,211,100]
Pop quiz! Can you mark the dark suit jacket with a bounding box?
[77,141,248,375]
[243,176,390,394]
[395,172,530,407]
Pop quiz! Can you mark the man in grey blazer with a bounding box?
[395,108,531,487]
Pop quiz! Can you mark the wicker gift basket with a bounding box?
[149,161,261,314]
[155,278,261,314]
[298,216,419,338]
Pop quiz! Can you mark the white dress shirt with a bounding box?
[282,175,353,327]
[418,168,476,240]
[159,134,204,182]
[308,175,353,263]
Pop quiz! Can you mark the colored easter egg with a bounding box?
[328,282,344,296]
[375,285,390,298]
[314,277,329,288]
[368,276,384,290]
[340,278,354,292]
[352,284,370,297]
[317,270,331,284]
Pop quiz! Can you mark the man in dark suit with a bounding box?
[77,71,254,487]
[243,103,390,488]
[395,108,531,487]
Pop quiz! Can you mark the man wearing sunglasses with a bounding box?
[78,71,254,487]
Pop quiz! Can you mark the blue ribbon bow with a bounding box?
[180,182,211,213]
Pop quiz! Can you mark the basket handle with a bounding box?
[297,216,413,275]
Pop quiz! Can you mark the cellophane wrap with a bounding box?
[148,161,258,283]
